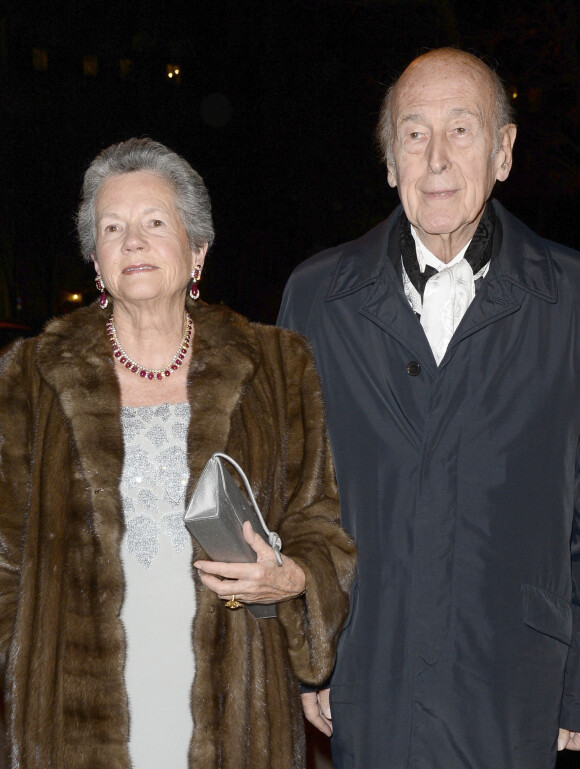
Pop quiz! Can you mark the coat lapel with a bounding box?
[326,212,438,373]
[35,304,124,509]
[359,274,438,372]
[441,277,522,366]
[183,300,261,495]
[442,202,557,364]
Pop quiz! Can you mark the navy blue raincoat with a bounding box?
[278,200,580,769]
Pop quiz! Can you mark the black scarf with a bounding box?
[400,202,496,298]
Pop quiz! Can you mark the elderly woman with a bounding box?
[0,138,355,769]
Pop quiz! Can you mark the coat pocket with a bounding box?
[522,583,572,646]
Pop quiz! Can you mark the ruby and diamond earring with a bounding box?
[189,265,202,300]
[95,275,108,309]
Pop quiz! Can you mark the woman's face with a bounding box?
[93,171,207,307]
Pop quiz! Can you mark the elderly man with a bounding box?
[278,48,580,769]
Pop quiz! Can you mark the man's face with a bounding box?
[387,52,515,255]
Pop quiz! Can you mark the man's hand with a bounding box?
[301,688,332,736]
[558,728,580,751]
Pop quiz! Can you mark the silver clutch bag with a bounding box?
[184,452,282,618]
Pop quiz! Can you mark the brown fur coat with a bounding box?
[0,300,356,769]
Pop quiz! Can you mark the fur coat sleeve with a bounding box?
[265,330,356,682]
[0,300,356,769]
[0,340,36,670]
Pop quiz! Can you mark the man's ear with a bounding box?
[387,162,398,189]
[495,124,517,182]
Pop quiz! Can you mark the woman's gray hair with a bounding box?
[77,137,215,262]
[376,49,516,167]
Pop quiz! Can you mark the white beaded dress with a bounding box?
[119,402,195,769]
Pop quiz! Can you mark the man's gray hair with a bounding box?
[376,49,516,168]
[77,137,215,261]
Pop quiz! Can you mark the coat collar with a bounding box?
[182,300,262,495]
[325,212,398,300]
[323,199,557,372]
[325,199,557,304]
[486,200,557,303]
[33,300,262,531]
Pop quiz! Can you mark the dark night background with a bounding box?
[1,0,580,331]
[1,1,580,765]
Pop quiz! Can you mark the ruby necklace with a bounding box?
[106,313,193,380]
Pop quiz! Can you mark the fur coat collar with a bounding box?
[35,299,263,531]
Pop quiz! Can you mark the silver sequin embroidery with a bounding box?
[163,513,189,553]
[154,403,171,421]
[121,493,135,515]
[120,404,191,570]
[137,488,159,515]
[145,424,169,449]
[171,421,188,442]
[126,514,160,569]
[123,447,155,489]
[158,446,189,505]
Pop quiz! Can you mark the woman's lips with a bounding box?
[122,264,158,274]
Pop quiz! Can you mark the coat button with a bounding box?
[407,361,421,376]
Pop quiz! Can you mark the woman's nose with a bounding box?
[122,224,148,251]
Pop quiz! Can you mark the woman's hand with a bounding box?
[194,521,306,604]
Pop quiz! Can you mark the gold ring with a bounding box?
[225,595,243,610]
